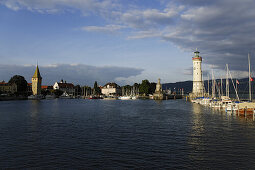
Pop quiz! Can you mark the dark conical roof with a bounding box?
[32,65,42,79]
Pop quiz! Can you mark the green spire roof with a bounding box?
[32,65,42,79]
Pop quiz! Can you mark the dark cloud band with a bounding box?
[0,64,143,86]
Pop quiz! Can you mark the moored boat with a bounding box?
[103,96,117,100]
[59,91,72,99]
[28,95,44,100]
[118,96,131,100]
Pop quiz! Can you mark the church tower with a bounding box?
[192,49,203,97]
[32,65,42,95]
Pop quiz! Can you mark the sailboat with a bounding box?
[235,53,255,115]
[222,64,241,111]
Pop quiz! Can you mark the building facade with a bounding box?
[0,81,17,94]
[53,80,74,95]
[101,82,121,96]
[32,65,42,95]
[192,50,204,97]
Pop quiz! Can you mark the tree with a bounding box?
[8,75,27,94]
[122,85,132,95]
[41,89,51,96]
[149,82,157,94]
[53,89,63,97]
[93,81,101,95]
[133,83,139,88]
[139,80,151,95]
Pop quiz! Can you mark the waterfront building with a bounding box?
[32,65,42,95]
[101,82,121,96]
[53,80,74,95]
[0,81,17,94]
[191,50,204,97]
[153,78,164,100]
[27,84,53,94]
[41,85,53,90]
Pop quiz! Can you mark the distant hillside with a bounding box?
[162,81,193,94]
[163,78,255,97]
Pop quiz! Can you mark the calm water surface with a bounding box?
[1,99,255,169]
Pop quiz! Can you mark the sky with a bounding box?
[0,0,255,86]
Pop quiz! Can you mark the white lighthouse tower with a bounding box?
[192,49,204,97]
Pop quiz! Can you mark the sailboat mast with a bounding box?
[212,70,215,98]
[226,64,229,97]
[248,53,252,101]
[202,70,204,97]
[221,77,223,96]
[208,74,210,96]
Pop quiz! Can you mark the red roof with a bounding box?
[41,85,53,89]
[41,86,48,89]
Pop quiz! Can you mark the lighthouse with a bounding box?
[192,49,203,97]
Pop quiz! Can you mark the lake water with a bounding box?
[1,99,255,169]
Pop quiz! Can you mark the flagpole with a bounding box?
[249,53,252,101]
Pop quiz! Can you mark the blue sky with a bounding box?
[0,0,255,85]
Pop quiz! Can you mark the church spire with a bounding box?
[32,65,42,79]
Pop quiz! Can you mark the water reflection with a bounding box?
[51,99,60,116]
[29,100,41,133]
[192,103,202,114]
[188,103,205,161]
[154,100,163,105]
[30,100,40,118]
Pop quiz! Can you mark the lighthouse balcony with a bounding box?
[192,57,202,61]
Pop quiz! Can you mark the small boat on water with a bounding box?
[59,91,72,99]
[89,95,102,99]
[131,96,137,100]
[118,96,131,100]
[28,95,44,100]
[200,97,212,106]
[103,96,117,100]
[226,101,239,112]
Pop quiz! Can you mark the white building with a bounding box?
[101,82,121,96]
[53,80,74,95]
[192,50,204,97]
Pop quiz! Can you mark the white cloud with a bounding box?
[1,0,118,15]
[82,25,126,33]
[127,30,162,40]
[120,6,182,29]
